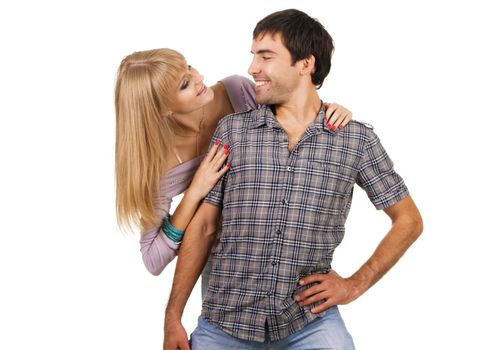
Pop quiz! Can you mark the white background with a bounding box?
[1,1,491,349]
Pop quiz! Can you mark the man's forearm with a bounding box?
[165,204,219,321]
[349,196,423,300]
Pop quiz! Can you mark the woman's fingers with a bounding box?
[328,109,343,129]
[189,144,231,199]
[215,161,231,180]
[324,103,352,130]
[205,139,222,162]
[337,113,351,128]
[211,144,229,170]
[324,103,337,130]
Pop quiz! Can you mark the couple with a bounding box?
[115,9,423,350]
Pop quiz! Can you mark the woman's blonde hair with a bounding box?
[115,48,186,231]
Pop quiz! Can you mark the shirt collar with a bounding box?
[249,105,276,129]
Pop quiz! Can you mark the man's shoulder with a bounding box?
[345,120,374,132]
[341,120,377,140]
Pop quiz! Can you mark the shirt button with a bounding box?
[271,261,277,266]
[282,199,289,205]
[266,291,272,296]
[286,166,292,172]
[276,229,282,235]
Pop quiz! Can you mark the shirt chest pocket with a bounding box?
[290,158,355,218]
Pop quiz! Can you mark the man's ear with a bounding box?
[299,54,316,76]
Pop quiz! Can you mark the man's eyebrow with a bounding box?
[251,49,277,55]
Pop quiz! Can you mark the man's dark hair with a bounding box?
[253,9,334,89]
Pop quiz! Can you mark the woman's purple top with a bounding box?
[139,75,257,276]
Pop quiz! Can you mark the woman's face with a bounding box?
[170,63,214,114]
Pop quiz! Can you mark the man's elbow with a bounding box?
[186,203,221,242]
[415,215,424,237]
[387,196,423,241]
[196,218,218,240]
[402,211,423,242]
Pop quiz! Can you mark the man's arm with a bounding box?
[295,195,423,312]
[163,202,221,350]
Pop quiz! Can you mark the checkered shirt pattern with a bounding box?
[202,105,409,342]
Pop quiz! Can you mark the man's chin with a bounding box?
[255,95,273,105]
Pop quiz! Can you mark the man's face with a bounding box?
[248,32,301,105]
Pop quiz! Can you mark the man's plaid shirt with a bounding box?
[202,104,409,342]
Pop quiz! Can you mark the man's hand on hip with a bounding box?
[294,270,358,314]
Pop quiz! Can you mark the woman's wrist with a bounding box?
[185,183,205,202]
[161,215,184,243]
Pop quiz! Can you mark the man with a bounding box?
[164,9,423,350]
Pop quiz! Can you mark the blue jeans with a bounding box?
[190,306,355,349]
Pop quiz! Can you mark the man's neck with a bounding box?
[274,89,322,127]
[273,88,322,151]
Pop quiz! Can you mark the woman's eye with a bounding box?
[180,81,189,90]
[188,65,192,70]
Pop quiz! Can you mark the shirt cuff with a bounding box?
[373,183,410,210]
[204,190,223,207]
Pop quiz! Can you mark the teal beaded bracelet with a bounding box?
[161,215,184,243]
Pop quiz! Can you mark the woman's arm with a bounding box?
[140,224,179,276]
[140,142,229,275]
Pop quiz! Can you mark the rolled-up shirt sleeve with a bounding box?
[356,129,409,210]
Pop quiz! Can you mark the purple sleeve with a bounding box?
[139,189,178,276]
[219,75,257,113]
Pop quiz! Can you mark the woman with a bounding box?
[114,48,352,296]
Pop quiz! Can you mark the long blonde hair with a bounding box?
[115,48,186,231]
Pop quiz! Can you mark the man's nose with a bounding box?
[248,58,259,76]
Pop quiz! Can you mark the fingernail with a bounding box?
[215,140,221,145]
[294,295,300,301]
[326,103,330,108]
[327,123,332,129]
[311,308,316,313]
[339,124,344,129]
[226,162,231,168]
[332,126,337,131]
[224,144,229,149]
[224,149,229,155]
[299,280,304,285]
